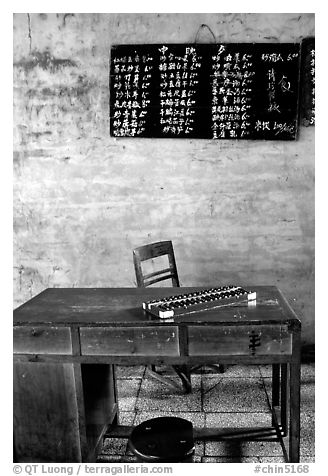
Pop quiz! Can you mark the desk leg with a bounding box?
[280,364,288,436]
[272,364,280,406]
[271,363,281,430]
[272,364,288,437]
[289,362,301,462]
[272,363,280,408]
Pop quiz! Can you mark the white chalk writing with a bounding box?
[112,52,153,136]
[211,46,254,138]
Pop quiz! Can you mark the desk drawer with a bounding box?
[80,326,179,356]
[188,325,292,356]
[13,326,72,355]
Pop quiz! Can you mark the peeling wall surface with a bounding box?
[13,13,315,344]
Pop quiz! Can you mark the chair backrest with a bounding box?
[133,241,180,288]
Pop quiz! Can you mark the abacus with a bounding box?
[143,286,256,319]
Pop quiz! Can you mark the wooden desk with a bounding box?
[13,286,301,463]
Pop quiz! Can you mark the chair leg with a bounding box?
[146,366,183,391]
[147,365,192,393]
[172,365,192,394]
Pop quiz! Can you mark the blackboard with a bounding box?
[110,43,301,140]
[300,38,315,126]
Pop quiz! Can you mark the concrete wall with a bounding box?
[13,13,315,344]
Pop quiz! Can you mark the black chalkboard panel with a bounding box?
[110,43,301,140]
[300,38,315,126]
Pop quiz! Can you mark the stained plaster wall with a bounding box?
[13,13,315,343]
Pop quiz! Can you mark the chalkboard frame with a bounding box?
[109,42,302,141]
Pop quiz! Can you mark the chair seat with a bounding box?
[128,416,194,462]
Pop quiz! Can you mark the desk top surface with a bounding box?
[14,286,300,327]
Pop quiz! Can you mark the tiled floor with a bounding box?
[98,363,315,463]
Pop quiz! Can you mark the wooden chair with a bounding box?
[133,240,180,288]
[133,241,191,393]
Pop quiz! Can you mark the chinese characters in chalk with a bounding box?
[211,45,254,139]
[158,46,202,136]
[300,39,315,127]
[309,48,315,125]
[256,49,299,136]
[112,52,153,136]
